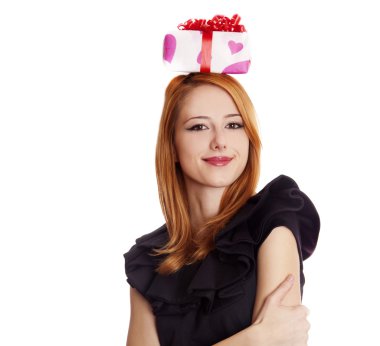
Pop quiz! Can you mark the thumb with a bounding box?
[268,274,294,305]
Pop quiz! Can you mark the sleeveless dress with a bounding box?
[123,175,320,346]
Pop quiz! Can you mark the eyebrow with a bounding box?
[183,114,242,124]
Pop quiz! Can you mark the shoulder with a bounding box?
[123,224,168,293]
[252,174,303,201]
[216,174,320,261]
[124,224,168,261]
[250,174,321,261]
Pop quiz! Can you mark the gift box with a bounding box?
[163,15,251,74]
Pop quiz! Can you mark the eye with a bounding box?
[187,124,208,131]
[226,122,244,129]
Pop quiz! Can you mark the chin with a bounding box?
[209,172,240,185]
[206,178,236,188]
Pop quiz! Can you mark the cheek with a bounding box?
[175,134,207,160]
[232,132,250,154]
[238,135,250,165]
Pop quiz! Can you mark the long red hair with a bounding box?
[152,73,262,275]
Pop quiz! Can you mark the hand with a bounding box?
[249,274,310,346]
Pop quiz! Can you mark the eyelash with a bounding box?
[187,122,244,131]
[227,122,244,129]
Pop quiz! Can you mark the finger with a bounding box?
[268,274,294,305]
[296,304,310,316]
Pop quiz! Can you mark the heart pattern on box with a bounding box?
[228,40,244,55]
[197,51,202,64]
[222,60,251,74]
[163,34,176,63]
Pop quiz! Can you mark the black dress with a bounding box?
[123,175,320,346]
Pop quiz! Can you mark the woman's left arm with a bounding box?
[252,225,302,322]
[212,226,307,346]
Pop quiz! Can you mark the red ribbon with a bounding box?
[177,14,246,73]
[200,31,213,73]
[177,14,246,32]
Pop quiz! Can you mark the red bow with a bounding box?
[178,14,246,32]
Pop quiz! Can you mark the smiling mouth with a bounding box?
[202,156,233,166]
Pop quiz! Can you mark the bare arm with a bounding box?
[213,226,307,346]
[252,225,301,321]
[126,287,160,346]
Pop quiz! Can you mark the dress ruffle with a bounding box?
[123,174,320,317]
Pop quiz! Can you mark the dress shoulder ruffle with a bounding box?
[123,174,320,315]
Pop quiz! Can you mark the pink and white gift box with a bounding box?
[163,15,251,74]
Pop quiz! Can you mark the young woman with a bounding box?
[124,72,320,346]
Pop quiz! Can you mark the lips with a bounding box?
[203,156,233,165]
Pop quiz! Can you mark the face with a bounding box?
[174,84,250,193]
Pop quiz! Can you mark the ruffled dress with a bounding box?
[123,175,320,346]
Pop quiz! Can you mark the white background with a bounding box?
[1,0,379,345]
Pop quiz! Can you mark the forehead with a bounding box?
[179,84,239,117]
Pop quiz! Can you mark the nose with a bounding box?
[210,129,227,151]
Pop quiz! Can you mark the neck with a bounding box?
[185,183,226,232]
